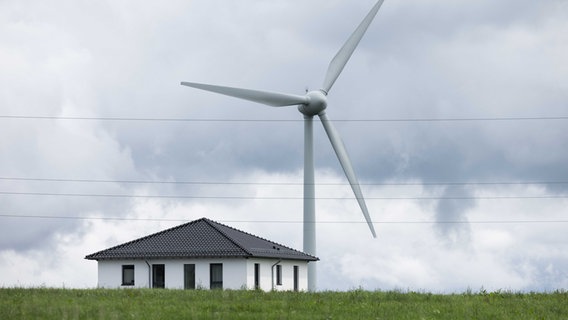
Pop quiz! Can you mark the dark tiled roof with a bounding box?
[85,218,318,261]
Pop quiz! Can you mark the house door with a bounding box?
[152,264,165,288]
[184,264,195,289]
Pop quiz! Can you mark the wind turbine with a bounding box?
[182,0,384,291]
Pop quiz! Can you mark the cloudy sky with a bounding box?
[1,0,567,292]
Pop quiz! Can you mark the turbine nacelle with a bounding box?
[298,90,328,117]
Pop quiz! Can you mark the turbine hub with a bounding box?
[298,90,327,116]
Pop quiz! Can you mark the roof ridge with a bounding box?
[203,218,253,256]
[204,218,317,260]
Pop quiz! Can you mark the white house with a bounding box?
[85,218,318,291]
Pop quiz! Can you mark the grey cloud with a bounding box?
[433,186,474,245]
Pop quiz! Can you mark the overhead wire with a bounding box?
[0,190,566,200]
[1,115,568,122]
[0,213,566,224]
[1,176,567,187]
[0,213,568,225]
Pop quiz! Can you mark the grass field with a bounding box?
[1,288,566,319]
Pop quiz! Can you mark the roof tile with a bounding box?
[85,218,318,261]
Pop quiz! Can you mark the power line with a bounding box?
[0,191,566,200]
[0,115,299,122]
[1,177,566,187]
[1,115,568,122]
[0,213,566,225]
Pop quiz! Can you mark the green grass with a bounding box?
[1,288,566,319]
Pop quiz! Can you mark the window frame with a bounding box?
[276,264,282,286]
[122,265,135,286]
[210,263,223,289]
[254,263,260,290]
[293,265,299,292]
[184,264,196,290]
[152,264,165,289]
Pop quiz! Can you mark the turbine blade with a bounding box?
[321,0,385,94]
[319,112,377,238]
[181,82,308,107]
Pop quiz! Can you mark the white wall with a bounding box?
[160,258,247,290]
[96,258,309,291]
[98,260,150,289]
[245,259,309,291]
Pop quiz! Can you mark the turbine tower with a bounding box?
[182,0,385,291]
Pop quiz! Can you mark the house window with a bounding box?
[293,266,299,292]
[122,265,135,286]
[276,265,282,286]
[184,264,195,290]
[210,263,223,289]
[152,264,165,288]
[254,263,260,290]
